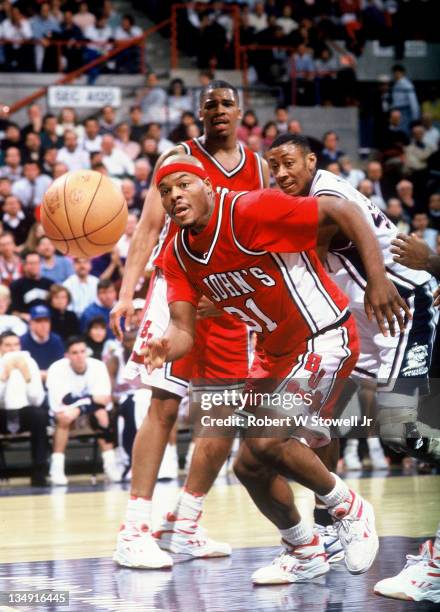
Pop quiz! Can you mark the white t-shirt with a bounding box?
[47,357,111,414]
[0,351,45,410]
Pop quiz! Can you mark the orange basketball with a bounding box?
[41,170,128,258]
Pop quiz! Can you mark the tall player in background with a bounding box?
[266,133,438,559]
[111,81,270,569]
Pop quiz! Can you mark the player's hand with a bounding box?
[196,296,223,319]
[140,337,170,374]
[434,286,440,308]
[110,298,134,341]
[390,233,433,270]
[364,275,411,337]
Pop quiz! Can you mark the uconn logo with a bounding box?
[202,267,275,302]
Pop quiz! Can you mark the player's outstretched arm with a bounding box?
[110,145,186,340]
[317,196,411,337]
[141,301,196,373]
[391,233,440,278]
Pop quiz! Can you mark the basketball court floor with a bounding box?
[1,469,440,612]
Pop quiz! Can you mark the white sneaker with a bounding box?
[102,450,123,483]
[315,523,345,563]
[329,490,379,574]
[153,512,231,557]
[374,540,440,603]
[49,453,68,486]
[369,447,389,470]
[343,447,362,471]
[252,533,330,585]
[158,444,178,480]
[113,523,173,569]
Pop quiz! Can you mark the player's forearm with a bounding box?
[118,226,160,300]
[163,323,194,362]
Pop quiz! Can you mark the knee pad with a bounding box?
[89,414,114,443]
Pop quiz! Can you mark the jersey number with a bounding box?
[224,298,277,333]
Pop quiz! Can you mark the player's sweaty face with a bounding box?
[267,144,316,196]
[158,172,211,230]
[200,89,241,136]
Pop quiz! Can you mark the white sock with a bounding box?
[174,489,205,521]
[102,449,116,465]
[280,519,313,547]
[51,452,64,466]
[317,473,350,508]
[367,437,382,451]
[345,439,358,450]
[125,497,152,527]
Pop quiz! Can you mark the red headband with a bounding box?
[155,162,208,187]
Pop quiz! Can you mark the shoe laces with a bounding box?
[315,523,338,538]
[335,513,365,545]
[403,540,435,571]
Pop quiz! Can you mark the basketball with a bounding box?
[41,169,128,258]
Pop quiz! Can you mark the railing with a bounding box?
[7,19,171,115]
[170,3,241,70]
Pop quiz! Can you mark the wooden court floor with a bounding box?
[0,472,439,611]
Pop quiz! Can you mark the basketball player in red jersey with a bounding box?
[145,154,409,584]
[112,81,270,569]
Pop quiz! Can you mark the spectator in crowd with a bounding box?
[115,122,141,161]
[56,130,91,171]
[0,147,22,182]
[339,156,365,188]
[288,43,316,105]
[37,236,74,283]
[22,222,45,252]
[99,106,118,136]
[422,112,439,152]
[0,330,48,486]
[99,248,124,283]
[1,5,34,72]
[115,212,137,263]
[41,114,63,151]
[0,285,27,335]
[47,335,121,485]
[167,78,192,126]
[73,1,96,32]
[80,279,116,339]
[84,316,108,360]
[287,120,303,135]
[365,160,391,211]
[136,73,167,124]
[56,108,85,140]
[391,64,420,135]
[195,13,227,70]
[248,2,268,33]
[42,147,59,177]
[20,304,65,378]
[247,133,263,154]
[81,118,102,154]
[326,161,342,176]
[128,105,148,143]
[358,178,375,199]
[63,257,99,317]
[144,122,173,155]
[102,0,120,30]
[386,198,411,234]
[411,212,438,251]
[0,179,12,207]
[428,192,440,232]
[168,111,197,144]
[133,159,151,206]
[237,110,262,145]
[0,232,22,285]
[315,48,339,105]
[120,179,138,215]
[138,137,159,169]
[83,13,113,84]
[262,121,279,151]
[21,132,44,167]
[10,251,53,321]
[21,105,44,140]
[114,14,142,73]
[101,134,134,178]
[53,10,85,72]
[274,106,289,134]
[48,284,80,342]
[53,162,68,179]
[31,2,60,71]
[320,130,345,167]
[276,4,298,35]
[379,108,409,160]
[396,179,419,217]
[11,162,52,210]
[1,197,33,248]
[404,122,434,177]
[1,123,21,152]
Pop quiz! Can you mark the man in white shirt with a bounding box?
[63,258,99,317]
[57,130,91,172]
[0,147,23,182]
[11,162,52,209]
[47,335,122,485]
[1,6,34,71]
[0,330,48,486]
[101,134,134,177]
[248,2,268,33]
[81,118,103,154]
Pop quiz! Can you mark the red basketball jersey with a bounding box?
[164,189,349,356]
[153,138,265,269]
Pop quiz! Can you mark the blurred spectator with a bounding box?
[53,162,68,179]
[0,147,22,182]
[0,330,48,486]
[48,284,80,341]
[411,212,438,251]
[320,131,344,167]
[326,161,342,176]
[84,14,113,84]
[47,335,121,485]
[102,0,120,30]
[120,179,138,214]
[1,125,22,155]
[21,105,44,140]
[63,257,98,317]
[56,108,85,140]
[237,110,262,145]
[53,10,85,72]
[81,118,102,154]
[0,285,27,335]
[114,14,142,73]
[248,2,268,33]
[49,0,64,25]
[115,212,137,262]
[288,43,316,106]
[136,73,167,124]
[12,162,52,210]
[37,236,74,283]
[1,197,33,248]
[339,156,365,188]
[99,248,124,283]
[21,132,44,167]
[138,138,159,168]
[365,161,391,211]
[168,112,198,144]
[404,123,434,176]
[396,179,418,217]
[84,316,107,359]
[247,134,263,154]
[10,251,53,321]
[274,106,289,134]
[23,222,45,252]
[73,2,96,32]
[167,79,192,126]
[115,122,141,161]
[379,108,409,160]
[262,121,278,150]
[1,6,34,72]
[0,232,22,285]
[276,5,298,35]
[195,13,227,70]
[80,279,116,339]
[422,113,439,152]
[99,106,118,135]
[41,114,63,150]
[42,147,59,177]
[0,179,12,207]
[102,134,134,178]
[315,48,338,105]
[133,159,151,205]
[128,105,148,143]
[145,122,173,155]
[31,2,60,72]
[287,120,303,135]
[358,178,375,199]
[428,193,440,232]
[56,130,91,171]
[20,304,65,377]
[391,65,420,135]
[386,198,410,234]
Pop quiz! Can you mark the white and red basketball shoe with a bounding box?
[374,540,440,603]
[252,533,330,585]
[113,522,173,569]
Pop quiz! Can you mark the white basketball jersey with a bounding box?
[309,170,431,293]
